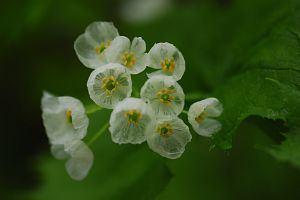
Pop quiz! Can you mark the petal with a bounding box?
[74,22,119,69]
[202,98,223,117]
[105,36,131,63]
[65,140,94,181]
[146,117,192,159]
[41,93,89,144]
[130,37,146,55]
[109,98,155,144]
[50,144,69,160]
[190,118,222,137]
[129,53,148,74]
[140,75,185,119]
[59,96,89,139]
[87,63,132,109]
[148,42,185,80]
[85,21,119,44]
[74,33,107,68]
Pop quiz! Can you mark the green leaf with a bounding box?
[210,0,300,167]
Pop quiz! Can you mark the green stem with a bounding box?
[88,123,109,146]
[182,110,188,115]
[85,104,103,114]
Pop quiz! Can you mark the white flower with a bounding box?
[41,92,89,145]
[51,140,94,181]
[87,63,132,109]
[146,117,192,159]
[148,42,185,80]
[109,98,155,144]
[105,36,148,74]
[140,75,185,119]
[74,21,119,69]
[188,98,223,137]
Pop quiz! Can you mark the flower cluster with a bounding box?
[41,21,223,180]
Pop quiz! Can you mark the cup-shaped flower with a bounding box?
[188,98,223,137]
[109,98,155,144]
[51,140,94,181]
[41,92,89,145]
[148,42,185,80]
[105,36,148,74]
[141,75,185,119]
[87,63,132,109]
[146,117,192,159]
[74,21,119,69]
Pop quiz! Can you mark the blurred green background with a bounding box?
[1,0,300,199]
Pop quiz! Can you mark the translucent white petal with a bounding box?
[50,144,69,160]
[87,63,132,109]
[106,36,148,74]
[65,140,94,181]
[74,34,107,68]
[188,98,223,137]
[146,117,192,159]
[190,118,222,137]
[148,42,185,80]
[140,75,185,119]
[130,37,146,55]
[105,36,131,63]
[86,22,119,44]
[109,98,155,144]
[41,93,89,144]
[74,21,119,69]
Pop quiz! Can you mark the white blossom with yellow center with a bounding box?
[140,75,185,119]
[41,92,93,180]
[188,98,223,137]
[109,98,155,144]
[87,63,132,109]
[146,117,192,159]
[148,42,185,80]
[41,92,89,145]
[105,36,149,74]
[74,21,119,69]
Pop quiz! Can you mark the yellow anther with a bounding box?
[124,109,142,125]
[101,75,118,96]
[157,123,173,138]
[156,88,176,105]
[65,110,72,124]
[195,112,207,124]
[95,40,111,55]
[161,58,175,73]
[122,51,136,69]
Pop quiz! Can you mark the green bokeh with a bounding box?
[1,0,300,199]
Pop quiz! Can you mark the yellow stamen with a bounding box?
[95,40,111,55]
[65,110,72,124]
[157,123,173,138]
[124,109,142,126]
[156,88,176,105]
[122,51,136,69]
[195,112,207,124]
[161,58,175,73]
[101,75,118,96]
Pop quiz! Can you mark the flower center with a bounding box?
[157,88,176,105]
[65,110,72,124]
[124,109,142,125]
[101,76,118,95]
[161,58,175,73]
[195,112,207,124]
[157,123,173,138]
[95,40,111,54]
[122,51,136,69]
